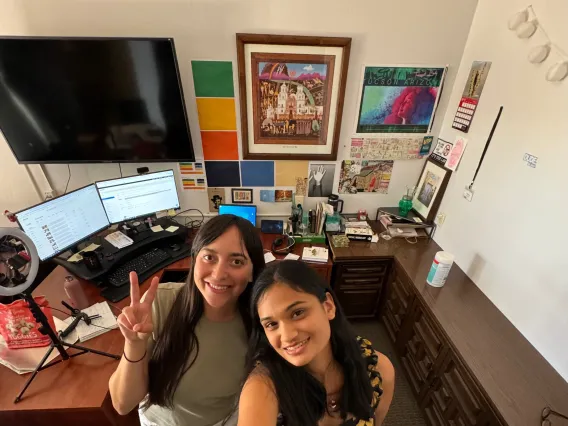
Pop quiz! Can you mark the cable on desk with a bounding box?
[171,208,204,229]
[50,306,119,332]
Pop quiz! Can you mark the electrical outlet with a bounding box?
[44,190,56,200]
[436,213,446,226]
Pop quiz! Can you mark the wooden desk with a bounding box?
[328,222,568,426]
[0,233,330,426]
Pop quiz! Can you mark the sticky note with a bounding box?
[196,98,236,131]
[201,131,239,160]
[284,253,300,260]
[205,161,241,187]
[191,61,234,98]
[165,226,179,233]
[151,225,164,233]
[240,161,275,186]
[275,161,309,186]
[264,252,276,263]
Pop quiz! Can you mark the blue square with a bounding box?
[240,161,274,187]
[260,190,276,202]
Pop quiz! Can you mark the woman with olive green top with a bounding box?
[108,215,265,426]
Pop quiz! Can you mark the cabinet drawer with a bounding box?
[336,288,380,317]
[412,303,444,362]
[339,262,389,276]
[438,352,487,426]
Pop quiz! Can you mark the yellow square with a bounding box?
[275,161,309,186]
[196,98,237,131]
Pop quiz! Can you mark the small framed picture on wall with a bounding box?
[231,188,254,204]
[412,159,451,222]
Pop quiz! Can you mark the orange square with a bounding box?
[201,131,239,160]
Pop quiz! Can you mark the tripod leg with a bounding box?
[62,341,121,360]
[14,344,56,403]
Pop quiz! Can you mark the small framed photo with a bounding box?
[231,188,254,204]
[412,159,451,222]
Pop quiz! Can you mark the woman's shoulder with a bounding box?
[146,282,184,334]
[239,364,279,423]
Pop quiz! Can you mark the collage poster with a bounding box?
[338,160,393,194]
[355,66,446,134]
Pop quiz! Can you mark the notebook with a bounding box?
[64,302,118,342]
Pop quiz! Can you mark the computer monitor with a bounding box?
[96,170,180,224]
[15,185,110,261]
[218,204,257,226]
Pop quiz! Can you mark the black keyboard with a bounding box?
[107,248,171,287]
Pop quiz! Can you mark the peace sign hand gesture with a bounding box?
[117,272,159,343]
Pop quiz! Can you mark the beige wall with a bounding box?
[1,0,478,217]
[434,0,568,380]
[0,0,41,227]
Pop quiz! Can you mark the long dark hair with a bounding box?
[245,260,374,425]
[144,215,265,409]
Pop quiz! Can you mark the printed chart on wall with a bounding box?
[350,135,431,160]
[179,162,206,191]
[452,61,491,133]
[338,160,393,194]
[355,66,447,134]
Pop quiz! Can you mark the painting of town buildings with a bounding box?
[256,61,330,144]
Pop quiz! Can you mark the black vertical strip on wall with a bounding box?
[469,106,503,188]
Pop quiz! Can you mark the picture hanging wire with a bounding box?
[468,106,503,190]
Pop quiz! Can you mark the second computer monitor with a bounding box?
[218,204,257,226]
[96,170,180,224]
[16,185,110,261]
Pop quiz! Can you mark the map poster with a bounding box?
[355,66,447,134]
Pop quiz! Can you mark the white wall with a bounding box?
[0,0,42,227]
[434,0,568,381]
[0,0,478,218]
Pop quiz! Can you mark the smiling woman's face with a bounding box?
[257,282,336,367]
[193,226,254,310]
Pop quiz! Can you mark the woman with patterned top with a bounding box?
[238,260,395,426]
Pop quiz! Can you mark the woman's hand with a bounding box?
[117,272,159,343]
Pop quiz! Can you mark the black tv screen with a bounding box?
[0,37,194,163]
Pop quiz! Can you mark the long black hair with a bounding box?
[143,214,265,409]
[245,260,374,425]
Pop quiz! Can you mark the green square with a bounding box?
[191,60,234,98]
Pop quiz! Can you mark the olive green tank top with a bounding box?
[141,283,247,426]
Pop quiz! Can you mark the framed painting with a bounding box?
[231,188,253,204]
[236,34,351,160]
[412,158,451,222]
[354,65,447,134]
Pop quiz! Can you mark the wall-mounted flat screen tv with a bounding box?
[0,37,194,163]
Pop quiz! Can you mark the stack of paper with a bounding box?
[64,302,118,342]
[105,231,133,249]
[302,247,329,263]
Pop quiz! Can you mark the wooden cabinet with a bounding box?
[333,260,390,318]
[381,266,414,345]
[382,265,502,426]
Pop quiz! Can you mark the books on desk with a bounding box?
[64,302,118,342]
[302,247,329,263]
